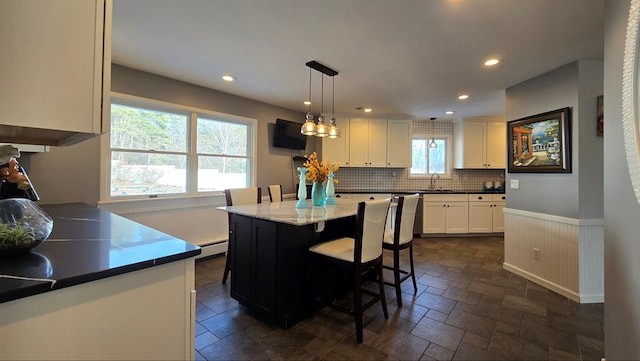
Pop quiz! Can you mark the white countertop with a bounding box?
[217,199,364,226]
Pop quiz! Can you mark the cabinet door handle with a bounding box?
[478,196,483,200]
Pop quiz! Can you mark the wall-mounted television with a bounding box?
[273,118,307,150]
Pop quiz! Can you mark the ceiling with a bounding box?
[111,0,604,121]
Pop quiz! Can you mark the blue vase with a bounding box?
[325,172,336,206]
[311,182,325,207]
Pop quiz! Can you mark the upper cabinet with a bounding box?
[321,117,350,166]
[349,118,387,167]
[453,120,506,169]
[322,118,413,168]
[0,0,112,146]
[386,120,412,167]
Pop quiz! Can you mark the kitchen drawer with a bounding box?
[423,194,469,202]
[492,194,506,202]
[350,193,392,201]
[468,194,493,202]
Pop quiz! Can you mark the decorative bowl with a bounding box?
[0,198,53,256]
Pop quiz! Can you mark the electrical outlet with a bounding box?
[510,179,519,189]
[533,248,541,260]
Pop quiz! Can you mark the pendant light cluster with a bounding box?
[300,61,340,138]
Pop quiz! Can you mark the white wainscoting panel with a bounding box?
[503,208,603,303]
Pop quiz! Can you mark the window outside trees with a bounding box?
[411,136,450,177]
[109,97,255,198]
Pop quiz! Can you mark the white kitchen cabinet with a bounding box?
[454,121,506,169]
[492,194,506,232]
[322,117,350,166]
[386,120,412,167]
[0,0,112,146]
[468,193,505,233]
[349,118,387,167]
[485,122,506,168]
[423,194,469,234]
[0,259,195,360]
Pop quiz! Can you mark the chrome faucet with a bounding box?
[430,173,440,190]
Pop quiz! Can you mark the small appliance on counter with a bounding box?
[493,181,503,192]
[483,181,494,191]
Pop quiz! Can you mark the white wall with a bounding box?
[604,0,640,358]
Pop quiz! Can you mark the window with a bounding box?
[108,94,255,199]
[410,134,451,177]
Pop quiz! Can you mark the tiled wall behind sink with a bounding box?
[334,167,505,192]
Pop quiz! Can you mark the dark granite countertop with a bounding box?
[0,202,201,304]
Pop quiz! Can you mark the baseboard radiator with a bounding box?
[193,239,228,259]
[503,208,603,303]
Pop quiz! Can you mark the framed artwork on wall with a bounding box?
[507,107,572,173]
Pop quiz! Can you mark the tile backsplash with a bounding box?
[334,167,505,192]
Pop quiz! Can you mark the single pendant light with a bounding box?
[315,74,329,137]
[328,76,341,138]
[429,117,438,148]
[301,67,317,135]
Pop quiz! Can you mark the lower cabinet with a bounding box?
[229,215,277,317]
[468,194,506,233]
[0,259,196,360]
[492,195,506,232]
[423,194,469,234]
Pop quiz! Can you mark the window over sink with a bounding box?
[410,134,452,178]
[106,93,256,199]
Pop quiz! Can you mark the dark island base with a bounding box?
[229,213,355,329]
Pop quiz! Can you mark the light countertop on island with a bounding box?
[217,198,365,226]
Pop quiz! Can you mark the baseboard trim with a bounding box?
[503,262,603,303]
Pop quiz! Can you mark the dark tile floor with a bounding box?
[194,236,604,360]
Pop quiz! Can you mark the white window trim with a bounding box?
[409,133,453,179]
[100,92,257,204]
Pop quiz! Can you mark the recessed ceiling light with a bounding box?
[484,58,500,67]
[222,75,235,82]
[458,94,469,100]
[304,100,312,105]
[364,108,373,113]
[445,110,455,115]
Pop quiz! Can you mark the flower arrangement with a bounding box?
[302,152,339,184]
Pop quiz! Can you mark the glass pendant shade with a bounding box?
[328,116,340,138]
[315,114,329,137]
[429,117,437,148]
[301,112,317,135]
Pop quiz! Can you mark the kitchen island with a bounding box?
[217,199,363,328]
[0,203,201,360]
